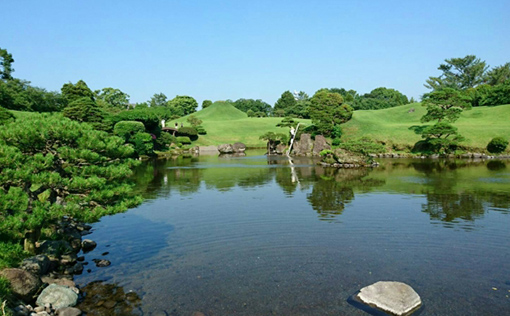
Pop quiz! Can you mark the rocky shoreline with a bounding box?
[0,217,111,316]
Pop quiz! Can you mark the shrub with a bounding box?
[155,132,176,150]
[113,109,160,135]
[487,137,509,154]
[177,126,198,140]
[202,100,213,108]
[332,138,341,146]
[196,126,207,135]
[340,137,385,154]
[246,109,255,117]
[113,121,146,141]
[176,136,192,144]
[130,132,154,156]
[0,107,15,125]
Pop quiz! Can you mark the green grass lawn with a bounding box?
[342,103,510,150]
[170,102,311,147]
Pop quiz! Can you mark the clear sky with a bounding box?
[2,0,509,106]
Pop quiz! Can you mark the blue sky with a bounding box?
[2,0,509,106]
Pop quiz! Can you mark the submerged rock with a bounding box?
[357,281,421,316]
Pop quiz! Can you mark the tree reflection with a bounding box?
[422,193,485,222]
[410,159,510,227]
[307,168,385,222]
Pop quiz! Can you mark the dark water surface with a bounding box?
[75,152,510,315]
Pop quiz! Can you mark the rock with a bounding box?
[191,312,206,316]
[92,259,111,267]
[21,255,51,276]
[275,143,287,155]
[292,133,313,156]
[198,146,220,155]
[150,311,168,316]
[36,284,78,310]
[0,268,42,301]
[36,311,51,316]
[312,135,330,156]
[75,224,92,232]
[217,144,234,154]
[56,307,82,316]
[232,142,246,153]
[81,239,96,252]
[357,281,421,316]
[38,240,73,258]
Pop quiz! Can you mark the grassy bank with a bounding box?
[342,103,510,150]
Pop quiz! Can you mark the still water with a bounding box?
[75,152,510,315]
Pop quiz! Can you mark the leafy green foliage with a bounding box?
[338,137,385,154]
[259,132,288,144]
[0,47,14,80]
[113,121,146,142]
[0,107,14,125]
[0,115,141,243]
[309,90,353,136]
[113,109,160,135]
[485,63,510,85]
[186,115,202,127]
[202,100,213,109]
[196,126,207,135]
[177,127,198,141]
[155,132,176,150]
[95,87,130,110]
[0,79,64,112]
[487,137,508,154]
[62,97,106,128]
[274,91,297,116]
[168,95,198,116]
[61,80,94,105]
[420,122,465,153]
[176,136,192,144]
[233,99,272,116]
[276,117,297,128]
[352,87,409,110]
[425,55,488,91]
[421,88,471,123]
[0,242,26,269]
[130,132,154,156]
[149,93,167,107]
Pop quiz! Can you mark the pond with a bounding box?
[75,151,510,315]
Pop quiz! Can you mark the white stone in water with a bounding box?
[357,281,421,316]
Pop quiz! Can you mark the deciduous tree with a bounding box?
[309,90,353,136]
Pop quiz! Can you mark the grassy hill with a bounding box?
[170,102,311,147]
[173,101,510,150]
[342,103,510,150]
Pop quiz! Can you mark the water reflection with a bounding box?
[132,155,510,227]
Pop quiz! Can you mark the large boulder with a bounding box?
[312,135,330,156]
[217,144,234,154]
[292,133,314,156]
[0,268,42,301]
[20,255,51,276]
[36,284,78,309]
[232,142,246,153]
[357,281,421,316]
